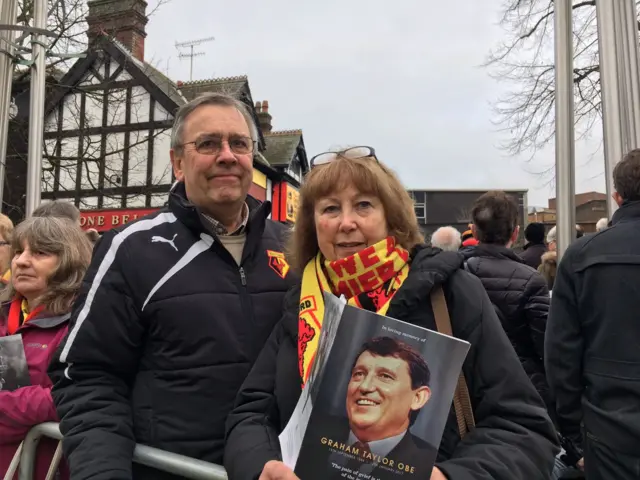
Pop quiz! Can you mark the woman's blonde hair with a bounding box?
[2,216,93,314]
[287,156,424,271]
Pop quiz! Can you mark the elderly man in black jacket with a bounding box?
[462,191,553,415]
[547,149,640,480]
[49,93,297,480]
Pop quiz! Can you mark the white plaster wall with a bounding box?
[44,109,57,133]
[109,59,119,77]
[150,193,167,207]
[80,135,102,190]
[78,64,102,86]
[58,139,79,191]
[79,196,99,209]
[154,102,172,122]
[84,92,103,129]
[102,195,122,209]
[42,139,58,192]
[152,130,172,185]
[104,132,125,187]
[127,194,146,208]
[127,134,149,187]
[96,59,106,79]
[107,89,128,126]
[130,86,150,123]
[115,69,132,81]
[61,94,82,131]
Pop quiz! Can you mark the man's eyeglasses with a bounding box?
[310,146,377,168]
[179,134,256,156]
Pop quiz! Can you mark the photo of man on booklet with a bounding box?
[344,337,435,469]
[297,336,438,480]
[294,301,469,480]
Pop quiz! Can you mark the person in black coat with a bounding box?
[462,192,552,416]
[224,149,559,480]
[547,149,640,479]
[520,222,547,270]
[48,93,297,480]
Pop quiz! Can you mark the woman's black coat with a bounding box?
[224,246,559,480]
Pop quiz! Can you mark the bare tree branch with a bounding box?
[485,0,610,159]
[6,0,175,214]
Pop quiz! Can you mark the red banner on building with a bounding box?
[272,182,299,223]
[80,208,159,232]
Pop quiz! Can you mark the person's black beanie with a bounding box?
[524,222,546,243]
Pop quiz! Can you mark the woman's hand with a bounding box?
[259,461,300,480]
[430,466,448,480]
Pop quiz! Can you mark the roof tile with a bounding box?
[264,131,302,166]
[177,76,249,101]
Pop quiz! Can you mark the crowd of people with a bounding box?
[0,91,637,480]
[429,153,640,479]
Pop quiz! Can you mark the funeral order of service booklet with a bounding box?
[279,293,470,480]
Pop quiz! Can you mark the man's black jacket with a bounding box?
[462,244,551,404]
[546,200,640,455]
[49,183,297,480]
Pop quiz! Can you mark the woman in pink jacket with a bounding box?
[0,216,92,479]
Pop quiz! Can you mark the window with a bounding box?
[150,193,168,207]
[126,194,146,208]
[287,158,302,182]
[410,190,427,222]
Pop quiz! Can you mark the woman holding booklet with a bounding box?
[224,147,559,480]
[0,217,92,479]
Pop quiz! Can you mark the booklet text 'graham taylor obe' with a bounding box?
[279,293,470,480]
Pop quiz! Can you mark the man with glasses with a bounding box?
[50,93,296,479]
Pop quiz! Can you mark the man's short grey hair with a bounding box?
[596,217,609,232]
[546,226,556,244]
[546,224,582,243]
[32,200,80,223]
[431,226,462,252]
[170,92,259,150]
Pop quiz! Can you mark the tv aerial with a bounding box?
[175,36,215,81]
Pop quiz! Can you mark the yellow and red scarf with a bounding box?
[298,237,410,385]
[7,297,44,335]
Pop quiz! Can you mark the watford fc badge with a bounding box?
[266,250,290,279]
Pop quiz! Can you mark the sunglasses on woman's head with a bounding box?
[310,146,378,168]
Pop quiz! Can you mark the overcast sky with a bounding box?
[144,0,607,208]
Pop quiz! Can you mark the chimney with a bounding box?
[87,0,149,62]
[256,100,272,134]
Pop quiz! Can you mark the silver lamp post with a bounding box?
[24,0,48,217]
[554,0,576,259]
[0,0,18,211]
[596,0,640,217]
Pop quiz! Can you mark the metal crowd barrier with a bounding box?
[11,422,228,480]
